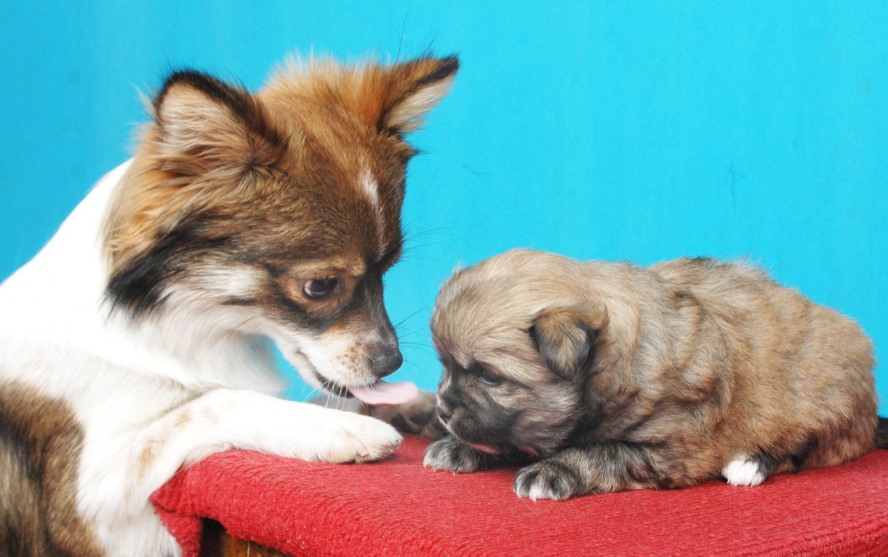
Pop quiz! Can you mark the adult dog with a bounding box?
[0,54,457,555]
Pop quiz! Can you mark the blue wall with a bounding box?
[1,2,885,411]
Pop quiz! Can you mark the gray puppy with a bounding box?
[423,249,886,500]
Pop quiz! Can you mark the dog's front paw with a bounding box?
[513,460,582,501]
[363,391,446,440]
[312,412,402,464]
[423,435,487,472]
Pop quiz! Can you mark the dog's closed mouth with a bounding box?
[348,380,419,406]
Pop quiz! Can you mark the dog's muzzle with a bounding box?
[369,345,403,377]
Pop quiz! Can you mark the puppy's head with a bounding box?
[432,249,608,457]
[103,55,458,397]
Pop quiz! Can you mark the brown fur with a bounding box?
[424,249,881,500]
[0,381,103,556]
[101,55,458,389]
[0,53,457,553]
[105,57,459,280]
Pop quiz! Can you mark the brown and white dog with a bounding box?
[0,54,457,555]
[424,249,886,500]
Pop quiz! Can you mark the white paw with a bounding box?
[309,411,402,463]
[722,458,765,487]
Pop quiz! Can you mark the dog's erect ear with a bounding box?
[370,56,459,134]
[264,55,457,136]
[152,70,287,178]
[530,303,608,381]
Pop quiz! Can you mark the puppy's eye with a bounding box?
[477,366,502,387]
[302,277,338,300]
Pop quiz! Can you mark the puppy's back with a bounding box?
[651,257,876,466]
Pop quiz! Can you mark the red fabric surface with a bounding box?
[151,436,888,556]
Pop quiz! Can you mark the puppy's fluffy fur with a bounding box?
[424,249,885,500]
[0,54,457,555]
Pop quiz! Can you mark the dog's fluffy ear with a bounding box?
[151,70,286,179]
[530,303,608,380]
[104,71,287,275]
[370,56,459,134]
[266,55,458,136]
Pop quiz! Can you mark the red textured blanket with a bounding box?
[152,436,888,556]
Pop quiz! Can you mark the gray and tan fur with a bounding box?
[424,249,885,500]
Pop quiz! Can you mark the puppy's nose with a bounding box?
[369,347,403,378]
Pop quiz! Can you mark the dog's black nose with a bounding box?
[369,348,403,378]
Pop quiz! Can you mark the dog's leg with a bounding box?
[79,388,402,555]
[512,441,662,501]
[312,391,447,439]
[361,391,448,440]
[121,389,402,506]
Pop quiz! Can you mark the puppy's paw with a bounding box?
[311,412,402,464]
[423,435,487,472]
[513,460,582,501]
[721,457,767,487]
[363,391,447,440]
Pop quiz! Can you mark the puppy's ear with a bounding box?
[151,70,286,179]
[530,303,608,380]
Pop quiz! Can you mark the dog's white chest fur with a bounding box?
[0,163,283,554]
[0,55,458,555]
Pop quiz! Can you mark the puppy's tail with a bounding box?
[877,416,888,449]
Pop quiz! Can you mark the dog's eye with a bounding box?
[302,278,338,300]
[477,366,502,386]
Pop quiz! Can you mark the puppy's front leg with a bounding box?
[422,434,497,472]
[513,442,660,501]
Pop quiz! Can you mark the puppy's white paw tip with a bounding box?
[722,458,765,487]
[525,485,549,502]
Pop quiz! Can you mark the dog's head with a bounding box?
[103,55,458,398]
[431,249,609,457]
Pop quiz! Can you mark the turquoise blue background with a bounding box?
[1,2,885,411]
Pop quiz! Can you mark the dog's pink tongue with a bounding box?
[348,381,419,406]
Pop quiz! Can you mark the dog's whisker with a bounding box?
[392,307,427,330]
[403,226,466,243]
[220,315,260,345]
[395,329,427,341]
[395,326,427,339]
[399,343,437,355]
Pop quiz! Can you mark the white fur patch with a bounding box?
[0,161,400,555]
[722,458,766,487]
[359,167,386,254]
[194,266,262,300]
[359,166,380,208]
